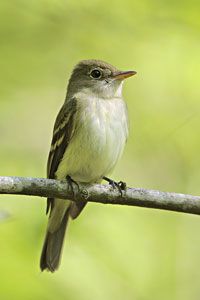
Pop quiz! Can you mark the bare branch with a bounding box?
[0,176,200,216]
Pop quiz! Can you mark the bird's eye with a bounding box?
[90,69,102,79]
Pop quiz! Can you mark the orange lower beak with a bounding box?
[113,70,137,80]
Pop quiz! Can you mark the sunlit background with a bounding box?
[0,1,200,299]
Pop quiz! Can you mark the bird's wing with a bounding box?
[46,97,77,214]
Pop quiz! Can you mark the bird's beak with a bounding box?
[113,70,137,80]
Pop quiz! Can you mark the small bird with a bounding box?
[40,59,136,272]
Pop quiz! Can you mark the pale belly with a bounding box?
[55,97,129,183]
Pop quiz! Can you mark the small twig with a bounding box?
[0,176,200,216]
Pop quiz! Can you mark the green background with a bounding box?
[0,1,200,299]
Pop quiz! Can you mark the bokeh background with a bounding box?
[0,1,200,299]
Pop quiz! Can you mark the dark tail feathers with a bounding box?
[40,210,69,272]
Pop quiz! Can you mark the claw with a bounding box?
[118,181,127,190]
[103,176,126,196]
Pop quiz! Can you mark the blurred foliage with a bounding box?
[0,0,200,299]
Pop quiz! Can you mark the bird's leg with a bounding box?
[66,175,80,197]
[103,176,126,196]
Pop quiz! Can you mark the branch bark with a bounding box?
[0,176,200,216]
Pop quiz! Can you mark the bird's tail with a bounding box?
[40,208,70,272]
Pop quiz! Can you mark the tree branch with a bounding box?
[0,176,200,216]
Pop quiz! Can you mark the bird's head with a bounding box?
[67,59,136,99]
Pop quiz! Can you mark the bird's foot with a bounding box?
[66,175,80,197]
[103,176,126,196]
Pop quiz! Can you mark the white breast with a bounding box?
[56,93,129,183]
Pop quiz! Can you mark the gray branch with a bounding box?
[0,176,200,216]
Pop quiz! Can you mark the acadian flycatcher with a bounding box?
[40,59,136,272]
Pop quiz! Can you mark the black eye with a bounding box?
[90,69,102,79]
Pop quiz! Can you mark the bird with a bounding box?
[40,59,136,272]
